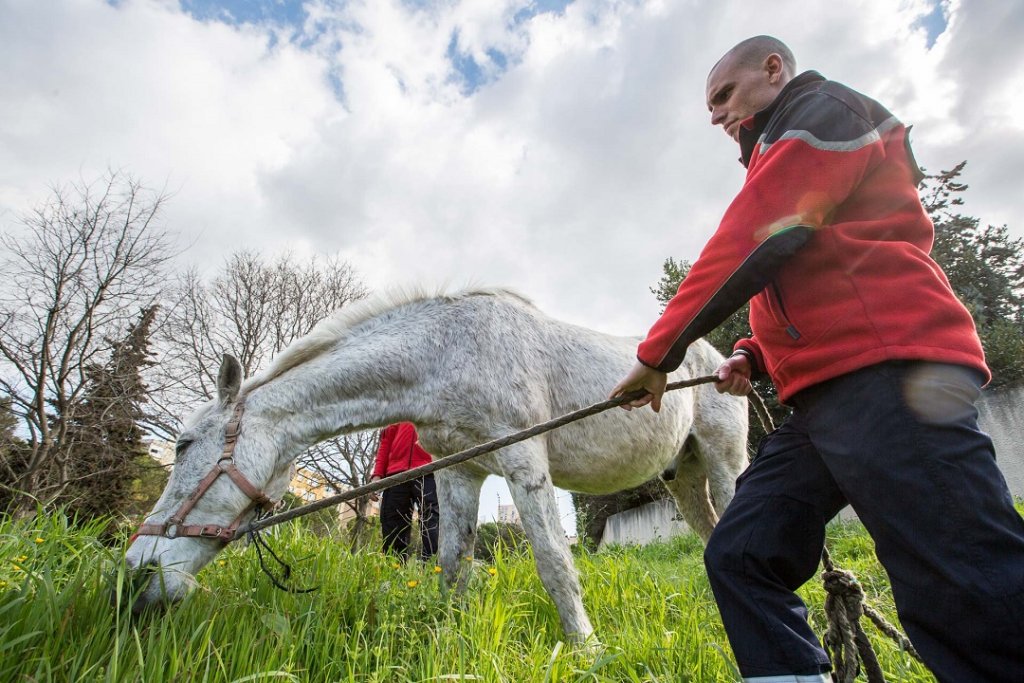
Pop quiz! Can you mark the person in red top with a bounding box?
[610,36,1024,683]
[371,422,439,561]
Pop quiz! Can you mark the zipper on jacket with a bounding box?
[770,283,802,340]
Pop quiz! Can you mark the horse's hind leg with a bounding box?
[434,466,484,592]
[689,384,749,519]
[690,397,749,520]
[500,441,594,644]
[661,436,718,543]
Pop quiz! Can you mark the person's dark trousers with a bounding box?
[380,473,440,562]
[704,361,1024,683]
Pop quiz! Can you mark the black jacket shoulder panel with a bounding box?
[763,88,892,149]
[743,75,899,164]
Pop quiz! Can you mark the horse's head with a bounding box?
[123,355,293,614]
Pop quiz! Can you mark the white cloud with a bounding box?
[0,0,341,266]
[2,0,1021,332]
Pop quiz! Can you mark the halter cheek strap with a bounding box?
[133,399,278,544]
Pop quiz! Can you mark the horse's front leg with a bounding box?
[501,442,595,644]
[434,466,484,592]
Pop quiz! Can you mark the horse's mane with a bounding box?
[240,285,532,395]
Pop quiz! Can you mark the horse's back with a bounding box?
[457,293,702,493]
[430,291,742,494]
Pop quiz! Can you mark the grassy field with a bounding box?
[0,511,940,682]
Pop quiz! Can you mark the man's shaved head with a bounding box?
[711,36,797,81]
[705,36,797,142]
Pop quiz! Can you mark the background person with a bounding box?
[371,422,439,562]
[610,35,1024,683]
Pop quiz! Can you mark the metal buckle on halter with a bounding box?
[198,525,225,539]
[223,408,242,443]
[165,522,181,539]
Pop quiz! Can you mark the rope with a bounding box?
[821,546,922,682]
[246,508,318,594]
[746,384,775,435]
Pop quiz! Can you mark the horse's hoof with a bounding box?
[567,630,603,654]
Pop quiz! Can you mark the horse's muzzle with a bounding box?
[112,558,181,616]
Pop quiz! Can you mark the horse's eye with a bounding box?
[175,439,192,457]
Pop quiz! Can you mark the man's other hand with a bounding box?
[715,353,753,396]
[609,361,668,412]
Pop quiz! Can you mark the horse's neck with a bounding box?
[246,332,439,456]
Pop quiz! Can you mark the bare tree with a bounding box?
[154,251,368,409]
[298,431,381,549]
[0,172,176,515]
[152,250,376,532]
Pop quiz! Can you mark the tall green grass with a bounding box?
[0,511,945,682]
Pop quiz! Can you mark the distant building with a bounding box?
[145,438,175,467]
[289,467,337,502]
[497,503,520,526]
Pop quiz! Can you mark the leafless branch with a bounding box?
[0,170,177,514]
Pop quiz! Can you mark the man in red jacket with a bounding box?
[371,422,439,562]
[610,35,1024,683]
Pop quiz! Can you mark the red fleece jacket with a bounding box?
[637,71,988,403]
[373,422,433,478]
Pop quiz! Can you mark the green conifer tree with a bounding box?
[60,306,162,522]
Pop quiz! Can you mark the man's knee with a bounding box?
[706,497,826,590]
[704,517,745,579]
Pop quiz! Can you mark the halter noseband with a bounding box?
[134,398,278,544]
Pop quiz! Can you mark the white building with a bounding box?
[145,438,175,467]
[497,503,520,526]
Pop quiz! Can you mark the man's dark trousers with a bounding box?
[704,361,1024,682]
[380,473,439,561]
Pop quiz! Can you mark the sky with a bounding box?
[2,0,1023,532]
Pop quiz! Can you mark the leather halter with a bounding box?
[134,398,278,544]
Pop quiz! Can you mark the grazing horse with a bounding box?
[125,288,748,641]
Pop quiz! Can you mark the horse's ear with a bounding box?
[217,354,243,406]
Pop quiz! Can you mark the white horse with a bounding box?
[125,287,748,641]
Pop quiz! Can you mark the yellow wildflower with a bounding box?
[18,555,27,562]
[433,565,443,574]
[487,567,497,576]
[34,537,44,544]
[391,562,401,570]
[406,580,419,588]
[217,560,226,567]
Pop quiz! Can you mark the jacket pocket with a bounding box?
[768,283,802,341]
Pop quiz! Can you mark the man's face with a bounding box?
[705,53,783,142]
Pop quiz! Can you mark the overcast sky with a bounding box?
[2,0,1022,530]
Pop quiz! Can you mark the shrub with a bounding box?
[474,521,528,562]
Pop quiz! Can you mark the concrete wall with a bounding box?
[601,387,1024,547]
[600,498,689,547]
[978,386,1024,496]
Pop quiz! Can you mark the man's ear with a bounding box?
[765,53,784,83]
[217,354,243,406]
